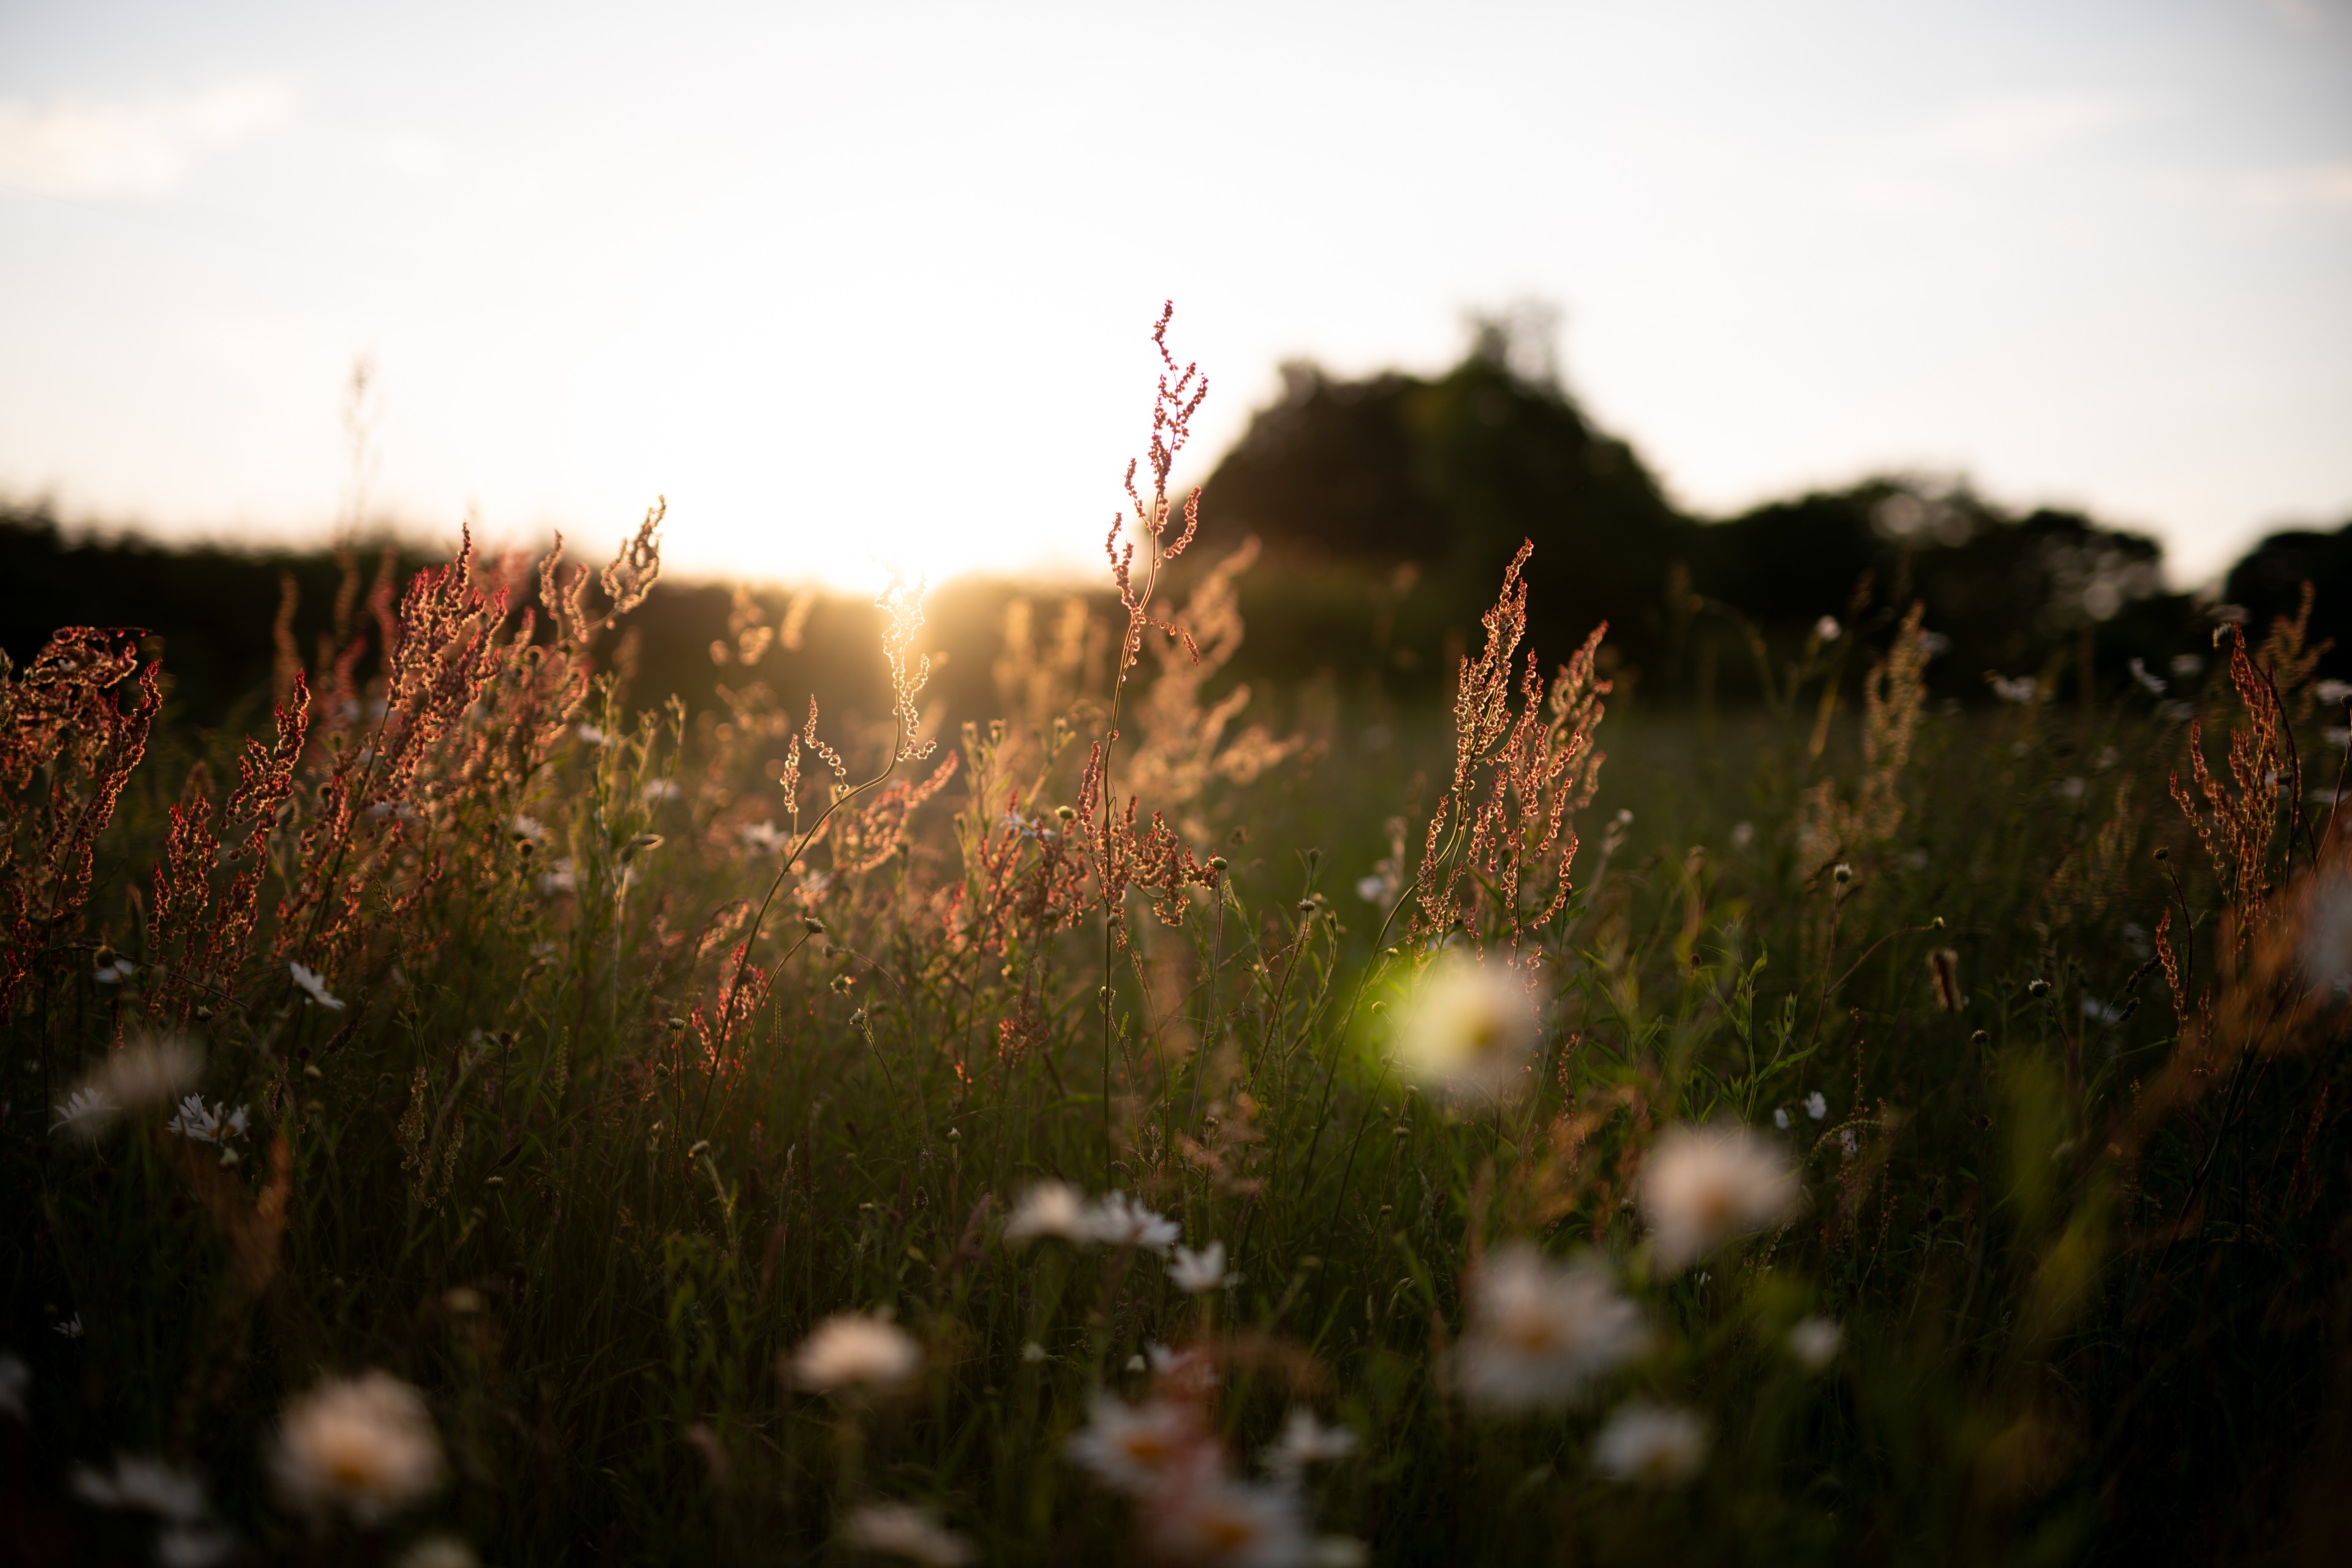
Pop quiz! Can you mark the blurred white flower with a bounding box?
[1455,1243,1646,1412]
[1787,1315,1844,1370]
[1145,1343,1220,1402]
[55,1035,204,1140]
[391,1537,480,1568]
[1730,821,1755,851]
[1591,1400,1707,1485]
[1805,1092,1827,1121]
[1020,1341,1049,1364]
[94,955,137,984]
[165,1095,249,1145]
[288,962,345,1012]
[1264,1408,1355,1478]
[510,813,547,843]
[1354,873,1391,904]
[2318,679,2352,706]
[1085,1193,1181,1253]
[842,1501,974,1566]
[2169,654,2204,679]
[576,723,610,745]
[1839,1128,1860,1158]
[70,1453,208,1521]
[0,1352,26,1420]
[52,1085,118,1139]
[539,858,579,895]
[54,1314,83,1339]
[1988,674,2041,704]
[1169,1242,1227,1294]
[1066,1395,1204,1493]
[1639,1124,1801,1272]
[1392,954,1542,1101]
[642,778,682,802]
[1139,1448,1308,1568]
[739,820,790,854]
[1813,616,1841,643]
[1004,1180,1090,1244]
[2129,658,2167,695]
[790,1313,921,1393]
[1773,1107,1790,1130]
[270,1371,447,1525]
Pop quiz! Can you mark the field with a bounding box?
[6,359,2351,1566]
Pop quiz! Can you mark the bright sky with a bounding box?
[1,1,2348,590]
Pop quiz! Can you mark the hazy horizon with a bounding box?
[4,0,2349,592]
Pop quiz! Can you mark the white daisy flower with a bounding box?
[52,1085,119,1139]
[1264,1408,1355,1478]
[841,1501,974,1566]
[1591,1400,1707,1485]
[165,1096,250,1145]
[1066,1395,1204,1493]
[55,1314,83,1339]
[1084,1193,1181,1253]
[269,1371,447,1525]
[94,956,137,984]
[1787,1316,1844,1371]
[1392,954,1542,1101]
[1004,1180,1090,1245]
[1169,1242,1227,1294]
[288,962,346,1012]
[1139,1448,1310,1568]
[1455,1243,1647,1412]
[1804,1092,1828,1121]
[788,1313,921,1394]
[1638,1123,1802,1272]
[55,1035,204,1140]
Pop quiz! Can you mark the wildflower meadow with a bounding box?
[6,311,2352,1565]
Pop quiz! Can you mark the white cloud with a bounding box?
[2238,161,2352,209]
[1934,93,2139,162]
[0,80,293,197]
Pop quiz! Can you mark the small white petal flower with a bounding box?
[643,778,682,802]
[94,957,137,984]
[1169,1242,1227,1294]
[55,1314,83,1339]
[842,1501,974,1566]
[270,1371,447,1525]
[52,1085,119,1139]
[1084,1193,1181,1253]
[1787,1316,1844,1371]
[1140,1448,1311,1568]
[1638,1124,1802,1272]
[1456,1244,1647,1412]
[1393,954,1544,1101]
[1264,1408,1356,1478]
[69,1453,209,1521]
[789,1313,921,1394]
[55,1035,203,1141]
[1066,1395,1204,1493]
[538,858,579,895]
[509,813,547,843]
[1804,1092,1828,1121]
[1813,616,1841,643]
[1020,1341,1049,1364]
[576,723,610,745]
[1592,1400,1707,1485]
[165,1095,251,1145]
[288,962,346,1012]
[1773,1107,1790,1130]
[1004,1181,1091,1245]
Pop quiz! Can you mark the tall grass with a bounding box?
[4,315,2350,1566]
